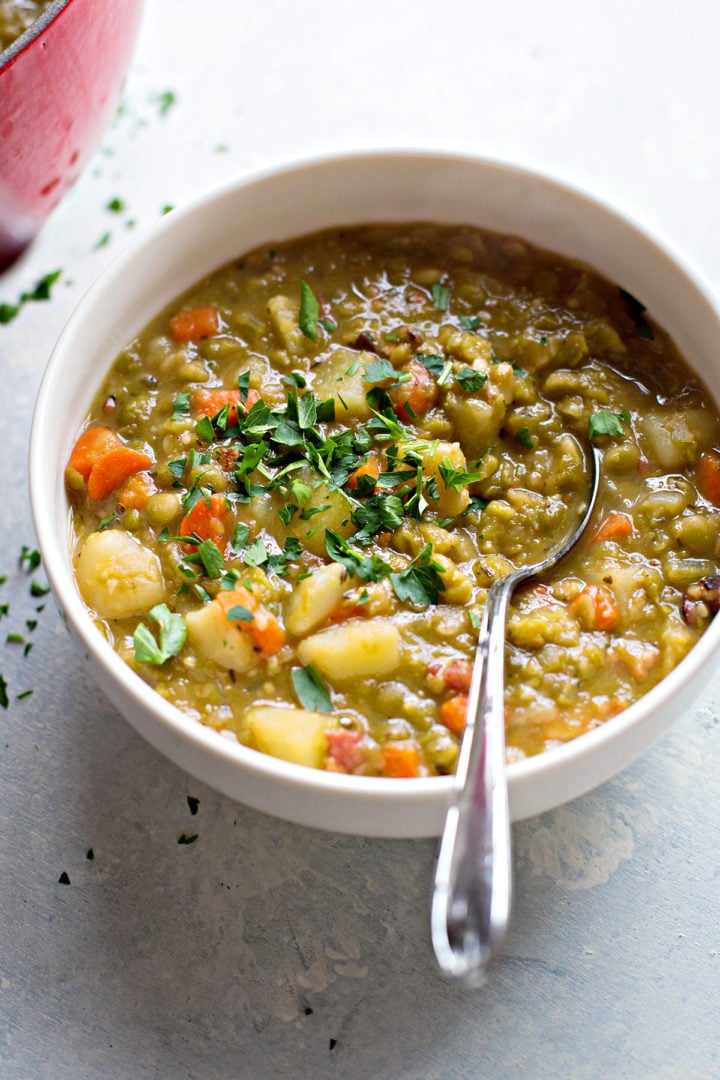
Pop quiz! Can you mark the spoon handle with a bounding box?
[431,573,515,987]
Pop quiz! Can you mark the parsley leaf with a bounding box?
[291,664,333,713]
[588,409,629,439]
[195,539,225,578]
[299,281,320,340]
[0,674,8,709]
[172,392,191,419]
[415,353,445,378]
[455,367,487,391]
[431,282,450,311]
[437,458,485,491]
[226,605,254,623]
[459,315,481,331]
[515,427,534,449]
[133,604,186,665]
[390,544,445,606]
[363,359,399,384]
[243,538,268,567]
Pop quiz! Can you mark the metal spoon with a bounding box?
[431,443,601,987]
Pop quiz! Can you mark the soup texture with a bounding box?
[66,223,720,778]
[0,0,52,52]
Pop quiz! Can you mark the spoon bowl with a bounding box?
[432,444,602,986]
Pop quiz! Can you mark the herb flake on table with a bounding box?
[187,796,199,815]
[155,89,177,116]
[178,833,198,845]
[0,270,62,324]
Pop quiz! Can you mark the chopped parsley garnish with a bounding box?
[299,281,320,340]
[194,539,225,578]
[431,282,450,311]
[58,872,71,885]
[242,538,268,567]
[437,458,485,491]
[515,427,534,449]
[178,833,198,845]
[172,392,191,419]
[94,232,111,250]
[226,604,254,623]
[0,674,8,709]
[106,197,125,213]
[588,408,629,439]
[291,664,333,713]
[363,359,405,385]
[232,523,250,551]
[30,580,50,598]
[415,353,445,378]
[456,367,487,392]
[133,604,187,665]
[187,796,199,815]
[459,315,481,331]
[390,544,445,606]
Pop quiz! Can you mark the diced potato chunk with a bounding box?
[247,705,329,768]
[401,439,470,518]
[185,597,258,672]
[284,468,355,556]
[284,562,348,636]
[267,294,306,356]
[312,348,376,420]
[297,618,401,680]
[74,529,165,619]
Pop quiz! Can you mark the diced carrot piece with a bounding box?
[696,450,720,505]
[250,605,286,657]
[591,511,634,543]
[68,426,122,480]
[86,446,154,501]
[191,386,260,428]
[568,584,619,631]
[192,388,241,426]
[215,585,285,657]
[346,454,380,490]
[390,358,440,422]
[179,492,232,553]
[325,729,365,773]
[443,659,472,693]
[439,694,468,736]
[169,306,220,343]
[118,470,157,510]
[380,741,421,778]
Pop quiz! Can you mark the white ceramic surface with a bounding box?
[29,150,720,837]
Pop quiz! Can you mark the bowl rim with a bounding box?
[29,146,720,816]
[0,0,72,69]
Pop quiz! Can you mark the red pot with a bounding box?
[0,0,145,268]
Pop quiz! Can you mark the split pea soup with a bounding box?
[65,223,720,778]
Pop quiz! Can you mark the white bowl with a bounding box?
[30,150,720,837]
